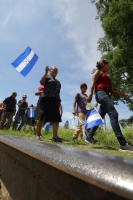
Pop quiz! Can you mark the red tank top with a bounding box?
[95,72,113,92]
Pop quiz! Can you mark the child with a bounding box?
[72,83,88,141]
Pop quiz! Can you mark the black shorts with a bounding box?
[34,97,43,120]
[35,97,61,122]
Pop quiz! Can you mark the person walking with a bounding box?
[26,104,35,128]
[72,83,88,141]
[0,102,5,121]
[34,85,44,139]
[38,66,62,142]
[86,59,133,152]
[0,92,17,129]
[13,94,28,131]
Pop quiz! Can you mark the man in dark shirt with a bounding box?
[0,92,17,129]
[13,94,28,131]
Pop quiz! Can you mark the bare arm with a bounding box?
[18,100,27,107]
[14,106,16,115]
[18,100,24,107]
[112,90,130,98]
[40,66,49,85]
[59,103,63,117]
[35,89,43,96]
[72,99,77,115]
[87,70,101,102]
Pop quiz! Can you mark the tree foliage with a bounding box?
[91,0,133,109]
[64,120,69,129]
[119,115,133,128]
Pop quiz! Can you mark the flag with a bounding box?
[43,122,50,132]
[17,121,21,127]
[84,108,104,130]
[11,46,38,77]
[26,107,35,118]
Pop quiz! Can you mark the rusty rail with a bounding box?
[0,134,133,200]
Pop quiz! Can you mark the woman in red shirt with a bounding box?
[86,60,133,152]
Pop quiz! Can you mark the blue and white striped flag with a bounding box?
[27,108,35,118]
[17,121,21,127]
[11,46,38,77]
[84,108,104,130]
[43,122,50,132]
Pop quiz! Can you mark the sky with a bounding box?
[0,0,133,128]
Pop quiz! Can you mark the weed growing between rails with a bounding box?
[0,126,133,158]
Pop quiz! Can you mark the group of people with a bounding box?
[72,59,133,152]
[0,60,133,152]
[0,66,63,143]
[0,94,34,131]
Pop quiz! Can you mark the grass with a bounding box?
[1,125,133,159]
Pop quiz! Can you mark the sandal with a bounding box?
[53,137,62,142]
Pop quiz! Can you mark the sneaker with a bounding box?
[93,138,98,143]
[85,137,95,144]
[72,136,78,141]
[120,142,133,153]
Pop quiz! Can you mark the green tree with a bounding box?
[91,0,133,109]
[64,120,69,129]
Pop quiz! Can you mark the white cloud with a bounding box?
[0,0,49,42]
[1,0,103,71]
[0,0,45,28]
[62,111,73,119]
[61,83,79,96]
[0,0,132,128]
[48,0,104,72]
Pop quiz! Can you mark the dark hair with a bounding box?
[96,60,108,70]
[10,92,17,98]
[80,83,87,89]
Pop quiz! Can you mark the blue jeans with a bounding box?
[87,90,126,145]
[13,112,27,130]
[26,117,33,126]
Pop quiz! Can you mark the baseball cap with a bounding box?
[22,94,27,98]
[12,92,17,96]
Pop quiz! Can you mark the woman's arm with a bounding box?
[112,90,130,98]
[59,103,63,117]
[87,70,101,102]
[40,66,49,85]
